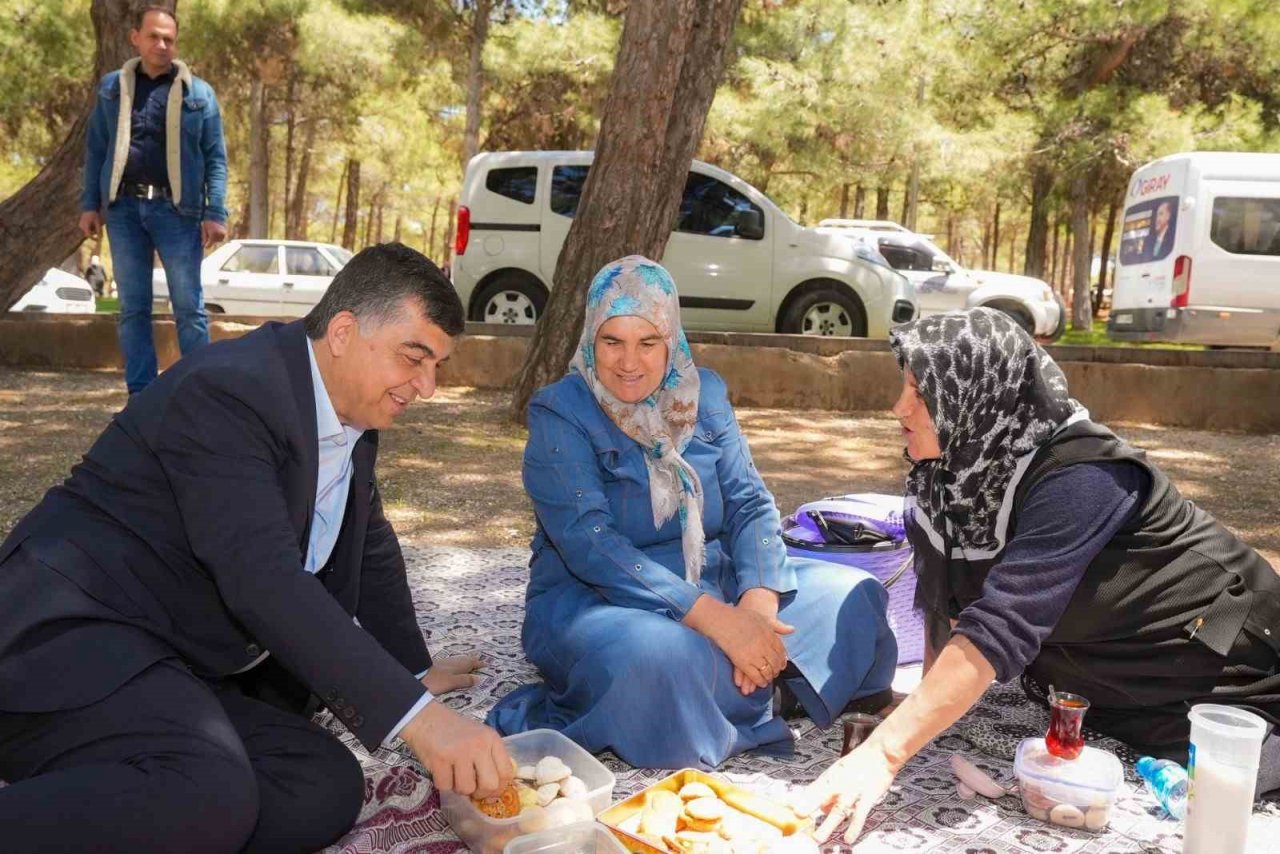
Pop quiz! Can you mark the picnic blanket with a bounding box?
[324,546,1280,853]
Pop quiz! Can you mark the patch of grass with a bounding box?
[96,297,119,313]
[1053,322,1205,351]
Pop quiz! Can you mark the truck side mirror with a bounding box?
[735,209,765,240]
[931,258,953,274]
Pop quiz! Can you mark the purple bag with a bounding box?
[782,493,923,665]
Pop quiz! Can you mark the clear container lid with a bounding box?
[1015,737,1123,793]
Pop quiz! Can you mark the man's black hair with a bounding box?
[304,243,465,340]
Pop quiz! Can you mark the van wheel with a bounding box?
[471,273,546,325]
[780,284,867,337]
[206,304,225,314]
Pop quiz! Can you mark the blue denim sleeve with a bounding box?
[523,400,703,620]
[81,94,110,213]
[954,461,1149,682]
[200,88,229,224]
[707,379,795,599]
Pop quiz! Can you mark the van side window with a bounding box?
[878,241,935,272]
[485,167,537,205]
[221,245,278,274]
[677,173,765,239]
[551,165,589,217]
[1211,197,1280,256]
[285,247,335,277]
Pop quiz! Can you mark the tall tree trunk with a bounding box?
[461,0,492,169]
[853,184,866,218]
[330,158,348,245]
[1094,194,1119,313]
[899,190,909,227]
[1023,163,1053,278]
[1008,226,1018,273]
[443,198,456,266]
[248,76,270,238]
[393,213,402,244]
[875,186,890,219]
[990,201,1001,269]
[427,196,441,261]
[288,119,316,240]
[362,190,376,247]
[1071,174,1091,329]
[283,76,296,231]
[0,0,161,310]
[1048,214,1060,287]
[904,75,925,230]
[342,159,361,250]
[839,182,851,218]
[509,0,744,422]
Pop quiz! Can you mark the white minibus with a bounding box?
[1107,152,1280,347]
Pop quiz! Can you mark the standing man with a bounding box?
[79,5,228,393]
[0,244,512,852]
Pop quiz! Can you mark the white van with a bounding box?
[1107,152,1280,347]
[451,152,917,337]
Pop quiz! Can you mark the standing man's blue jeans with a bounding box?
[104,197,209,393]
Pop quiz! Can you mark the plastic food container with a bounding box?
[502,821,627,854]
[441,729,617,854]
[1015,737,1123,832]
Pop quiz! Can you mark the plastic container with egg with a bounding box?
[441,729,616,854]
[502,821,627,854]
[1014,737,1123,832]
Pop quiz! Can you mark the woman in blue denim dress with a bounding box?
[488,256,897,769]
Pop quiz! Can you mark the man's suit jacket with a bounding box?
[0,321,430,749]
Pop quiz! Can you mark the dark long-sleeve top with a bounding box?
[122,65,177,188]
[953,461,1150,682]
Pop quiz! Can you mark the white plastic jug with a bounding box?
[1183,704,1268,854]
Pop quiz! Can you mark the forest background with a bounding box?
[3,0,1278,312]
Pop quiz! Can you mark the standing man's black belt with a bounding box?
[121,183,172,200]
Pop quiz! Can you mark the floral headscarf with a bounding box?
[569,256,706,583]
[888,307,1084,558]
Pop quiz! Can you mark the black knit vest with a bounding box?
[911,420,1280,756]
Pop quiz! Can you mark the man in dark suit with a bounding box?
[0,243,512,852]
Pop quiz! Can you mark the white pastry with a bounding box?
[558,775,589,800]
[536,782,560,806]
[534,756,572,786]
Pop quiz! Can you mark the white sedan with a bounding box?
[818,221,1064,340]
[154,239,353,316]
[9,268,97,314]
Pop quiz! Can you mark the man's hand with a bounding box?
[79,211,101,240]
[684,595,792,696]
[734,588,790,694]
[799,740,899,845]
[422,654,485,695]
[201,219,227,248]
[399,701,513,798]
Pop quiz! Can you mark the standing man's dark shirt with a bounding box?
[121,66,177,190]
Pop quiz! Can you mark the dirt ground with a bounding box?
[1,368,1277,569]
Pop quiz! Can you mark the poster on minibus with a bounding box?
[1119,195,1179,265]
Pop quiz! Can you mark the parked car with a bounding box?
[817,219,1065,340]
[9,268,97,314]
[153,239,353,316]
[1108,151,1280,347]
[451,151,917,337]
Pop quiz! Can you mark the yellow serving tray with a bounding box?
[597,768,815,853]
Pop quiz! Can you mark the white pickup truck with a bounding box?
[818,219,1065,340]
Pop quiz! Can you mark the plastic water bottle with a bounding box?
[1136,756,1188,820]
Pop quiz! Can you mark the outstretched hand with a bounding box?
[798,741,899,845]
[422,653,485,695]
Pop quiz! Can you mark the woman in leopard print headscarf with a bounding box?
[804,307,1280,847]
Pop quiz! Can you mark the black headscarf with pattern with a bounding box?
[888,308,1083,559]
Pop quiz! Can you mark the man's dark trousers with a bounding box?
[0,547,364,853]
